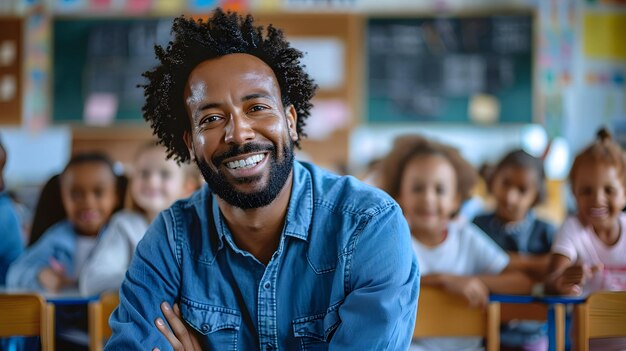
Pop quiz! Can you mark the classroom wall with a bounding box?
[0,0,624,225]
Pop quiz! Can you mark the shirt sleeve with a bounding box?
[550,217,579,262]
[6,223,72,291]
[79,213,143,296]
[328,203,419,350]
[465,224,510,274]
[104,212,181,351]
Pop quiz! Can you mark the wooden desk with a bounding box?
[1,287,99,305]
[490,294,587,351]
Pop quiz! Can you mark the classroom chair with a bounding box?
[0,293,55,351]
[413,286,501,351]
[574,291,626,351]
[88,291,119,351]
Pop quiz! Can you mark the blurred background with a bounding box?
[0,0,625,229]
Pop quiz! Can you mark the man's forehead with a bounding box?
[185,54,280,103]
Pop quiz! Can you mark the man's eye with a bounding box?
[249,105,268,113]
[200,115,221,125]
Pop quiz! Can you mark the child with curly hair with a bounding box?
[379,135,533,351]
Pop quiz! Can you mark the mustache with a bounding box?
[212,143,275,168]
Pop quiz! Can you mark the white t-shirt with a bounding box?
[79,210,149,296]
[410,220,509,351]
[551,213,626,293]
[75,235,97,277]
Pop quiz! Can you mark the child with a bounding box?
[6,152,119,351]
[474,149,556,351]
[378,135,533,351]
[79,142,199,296]
[6,152,119,292]
[0,136,23,285]
[546,128,626,350]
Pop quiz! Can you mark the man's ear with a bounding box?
[183,131,195,161]
[285,105,298,142]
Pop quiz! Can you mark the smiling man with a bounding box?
[105,9,418,351]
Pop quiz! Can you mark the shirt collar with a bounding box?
[282,161,313,241]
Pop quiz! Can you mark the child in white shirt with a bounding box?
[379,135,533,351]
[80,142,199,296]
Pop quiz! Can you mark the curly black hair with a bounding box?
[140,8,317,163]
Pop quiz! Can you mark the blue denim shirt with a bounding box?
[106,161,419,351]
[0,191,23,285]
[6,219,108,291]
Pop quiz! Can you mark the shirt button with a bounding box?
[263,281,271,290]
[201,324,209,332]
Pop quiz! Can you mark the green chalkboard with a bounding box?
[53,17,173,123]
[366,14,533,123]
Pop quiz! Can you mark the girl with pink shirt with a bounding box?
[546,128,626,350]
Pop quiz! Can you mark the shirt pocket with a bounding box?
[292,307,340,351]
[180,299,241,351]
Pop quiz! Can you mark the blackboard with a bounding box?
[53,17,172,123]
[366,14,533,123]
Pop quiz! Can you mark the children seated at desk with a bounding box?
[6,152,119,351]
[80,142,198,296]
[378,135,533,351]
[546,128,626,351]
[474,149,556,351]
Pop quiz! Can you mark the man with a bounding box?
[105,8,419,350]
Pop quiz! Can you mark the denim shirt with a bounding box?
[106,161,419,351]
[0,191,23,285]
[6,219,107,291]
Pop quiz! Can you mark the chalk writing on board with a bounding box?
[367,15,533,123]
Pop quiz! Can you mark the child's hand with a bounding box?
[38,258,74,293]
[38,267,66,293]
[441,275,490,308]
[553,264,602,295]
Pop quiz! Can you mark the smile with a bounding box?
[225,154,266,170]
[589,207,609,218]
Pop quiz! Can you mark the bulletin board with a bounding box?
[366,13,534,123]
[0,17,23,125]
[52,17,173,124]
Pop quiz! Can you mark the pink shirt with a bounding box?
[552,213,626,292]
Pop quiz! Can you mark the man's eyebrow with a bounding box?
[193,102,220,119]
[242,93,272,102]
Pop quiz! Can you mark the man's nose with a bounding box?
[224,112,255,144]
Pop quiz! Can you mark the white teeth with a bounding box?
[226,154,265,170]
[589,207,609,217]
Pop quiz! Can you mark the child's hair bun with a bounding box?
[597,127,612,142]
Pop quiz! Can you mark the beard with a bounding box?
[195,141,294,210]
